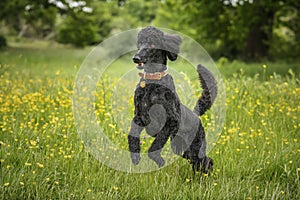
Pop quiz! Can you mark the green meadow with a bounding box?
[0,43,299,199]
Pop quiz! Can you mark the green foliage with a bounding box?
[0,0,299,58]
[24,4,57,37]
[90,1,115,42]
[0,35,7,49]
[56,14,98,47]
[109,0,159,30]
[155,0,300,61]
[0,0,59,38]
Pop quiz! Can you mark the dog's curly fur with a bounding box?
[128,26,217,172]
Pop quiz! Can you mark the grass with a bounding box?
[0,42,299,199]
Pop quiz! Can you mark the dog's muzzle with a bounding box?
[133,55,145,70]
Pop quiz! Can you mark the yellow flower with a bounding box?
[36,162,44,168]
[4,182,9,186]
[262,64,267,69]
[30,140,37,146]
[113,186,119,191]
[56,70,61,75]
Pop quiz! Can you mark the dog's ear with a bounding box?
[163,33,182,61]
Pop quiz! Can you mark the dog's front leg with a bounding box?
[128,120,144,165]
[148,131,171,168]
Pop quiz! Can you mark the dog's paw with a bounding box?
[130,152,140,165]
[148,151,165,168]
[192,156,213,174]
[200,157,213,173]
[157,159,165,168]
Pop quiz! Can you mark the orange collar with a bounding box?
[138,70,168,80]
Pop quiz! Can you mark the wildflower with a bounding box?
[55,70,61,75]
[262,64,267,69]
[20,182,24,186]
[4,182,9,187]
[113,186,119,191]
[25,162,32,166]
[30,140,37,146]
[185,178,191,183]
[36,162,44,168]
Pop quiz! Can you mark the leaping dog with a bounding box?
[128,26,217,173]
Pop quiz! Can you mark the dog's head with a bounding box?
[133,26,182,72]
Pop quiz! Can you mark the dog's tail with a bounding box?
[193,64,218,116]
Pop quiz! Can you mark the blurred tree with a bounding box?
[155,0,300,60]
[90,0,115,43]
[0,0,113,46]
[1,0,299,56]
[0,0,58,38]
[0,35,7,48]
[111,0,158,31]
[56,0,115,47]
[56,12,98,47]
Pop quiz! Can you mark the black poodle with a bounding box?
[128,26,217,173]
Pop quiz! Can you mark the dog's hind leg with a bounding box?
[188,123,213,173]
[128,120,144,165]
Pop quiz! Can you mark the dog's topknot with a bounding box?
[137,26,182,61]
[137,26,164,48]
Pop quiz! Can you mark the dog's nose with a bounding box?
[133,55,141,63]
